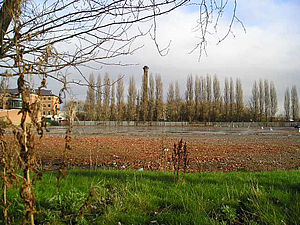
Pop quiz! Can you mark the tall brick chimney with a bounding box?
[141,66,149,121]
[143,66,149,75]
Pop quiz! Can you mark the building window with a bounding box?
[48,111,51,115]
[43,111,46,115]
[43,97,46,100]
[12,100,22,109]
[48,97,51,100]
[48,104,51,107]
[43,104,46,107]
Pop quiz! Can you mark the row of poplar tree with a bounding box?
[83,72,299,122]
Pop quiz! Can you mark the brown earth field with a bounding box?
[10,126,300,172]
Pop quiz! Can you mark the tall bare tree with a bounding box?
[284,88,290,121]
[110,82,116,120]
[194,76,201,121]
[269,81,277,121]
[291,85,299,121]
[116,76,125,121]
[175,81,182,121]
[148,74,155,121]
[154,74,163,121]
[212,75,221,121]
[250,81,259,121]
[127,76,136,121]
[200,76,208,121]
[167,82,176,121]
[264,80,270,122]
[136,90,141,121]
[229,77,234,121]
[185,75,194,122]
[224,77,230,121]
[235,78,243,121]
[206,75,212,121]
[85,73,95,121]
[96,74,102,120]
[102,73,110,120]
[259,79,264,121]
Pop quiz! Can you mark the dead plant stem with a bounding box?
[2,167,8,225]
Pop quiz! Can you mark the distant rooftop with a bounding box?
[1,88,57,96]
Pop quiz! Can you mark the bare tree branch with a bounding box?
[189,0,245,61]
[0,0,243,86]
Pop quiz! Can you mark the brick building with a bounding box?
[0,88,60,124]
[39,89,60,117]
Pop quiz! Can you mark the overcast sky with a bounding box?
[44,0,300,114]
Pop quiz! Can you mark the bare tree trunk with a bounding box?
[0,0,21,55]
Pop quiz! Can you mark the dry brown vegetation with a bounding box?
[3,127,296,173]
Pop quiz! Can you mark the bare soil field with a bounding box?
[27,125,300,173]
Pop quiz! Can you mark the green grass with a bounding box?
[2,169,299,224]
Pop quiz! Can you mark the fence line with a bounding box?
[73,121,189,126]
[196,122,296,127]
[72,121,296,127]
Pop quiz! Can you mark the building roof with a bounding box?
[39,89,55,96]
[1,88,57,96]
[4,88,19,95]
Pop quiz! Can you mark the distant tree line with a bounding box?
[80,69,299,122]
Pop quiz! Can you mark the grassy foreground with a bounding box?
[2,169,300,224]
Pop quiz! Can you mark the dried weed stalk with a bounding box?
[0,119,21,225]
[172,139,189,182]
[15,76,49,225]
[12,14,51,223]
[56,95,76,188]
